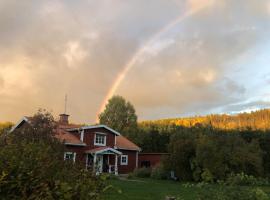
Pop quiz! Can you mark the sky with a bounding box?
[1,0,270,123]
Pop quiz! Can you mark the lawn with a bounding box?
[103,178,201,200]
[103,178,270,200]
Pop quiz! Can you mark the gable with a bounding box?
[67,125,121,136]
[9,117,30,132]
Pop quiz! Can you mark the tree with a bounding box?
[166,128,197,181]
[0,122,13,135]
[99,96,138,135]
[0,109,105,200]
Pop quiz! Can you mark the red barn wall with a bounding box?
[138,153,169,168]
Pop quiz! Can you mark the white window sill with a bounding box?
[121,163,128,166]
[94,143,106,147]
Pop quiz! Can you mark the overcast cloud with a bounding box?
[0,0,270,123]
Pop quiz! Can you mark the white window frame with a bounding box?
[120,155,128,165]
[64,152,76,163]
[94,133,107,146]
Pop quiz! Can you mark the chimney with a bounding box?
[59,114,69,125]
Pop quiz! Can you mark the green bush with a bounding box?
[201,169,214,183]
[132,167,152,178]
[151,165,169,180]
[226,172,269,186]
[198,185,270,200]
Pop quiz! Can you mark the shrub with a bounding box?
[201,169,214,183]
[132,167,152,178]
[151,165,169,180]
[198,185,270,200]
[226,172,269,186]
[0,110,106,200]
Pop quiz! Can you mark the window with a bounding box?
[120,155,128,165]
[94,133,106,146]
[64,152,76,163]
[141,161,151,168]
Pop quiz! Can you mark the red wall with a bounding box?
[66,127,116,164]
[117,150,138,174]
[81,127,115,148]
[138,153,169,168]
[66,145,87,165]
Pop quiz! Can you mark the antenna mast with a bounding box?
[64,94,67,114]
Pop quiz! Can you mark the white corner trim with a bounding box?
[80,129,84,142]
[73,152,77,163]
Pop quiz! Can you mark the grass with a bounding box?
[103,178,270,200]
[103,178,201,200]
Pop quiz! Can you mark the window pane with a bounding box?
[95,134,105,145]
[121,155,128,165]
[65,153,74,161]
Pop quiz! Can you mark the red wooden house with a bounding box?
[11,113,141,175]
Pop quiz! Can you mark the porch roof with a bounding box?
[85,147,122,155]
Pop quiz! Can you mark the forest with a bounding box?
[99,97,270,183]
[140,109,270,131]
[125,109,270,182]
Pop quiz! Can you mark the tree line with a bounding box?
[0,122,13,135]
[141,109,270,131]
[164,126,270,182]
[99,96,270,181]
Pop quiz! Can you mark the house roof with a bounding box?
[9,116,30,132]
[115,135,141,151]
[55,129,86,146]
[10,116,141,150]
[85,147,122,155]
[57,122,83,129]
[10,117,86,146]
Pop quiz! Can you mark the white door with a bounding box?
[96,155,103,174]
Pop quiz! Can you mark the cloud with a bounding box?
[63,41,88,69]
[187,0,216,12]
[0,0,270,122]
[0,76,4,89]
[221,100,270,114]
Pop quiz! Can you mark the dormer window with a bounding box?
[94,133,106,146]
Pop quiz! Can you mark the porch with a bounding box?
[85,147,122,175]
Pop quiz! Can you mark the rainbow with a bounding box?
[96,1,213,122]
